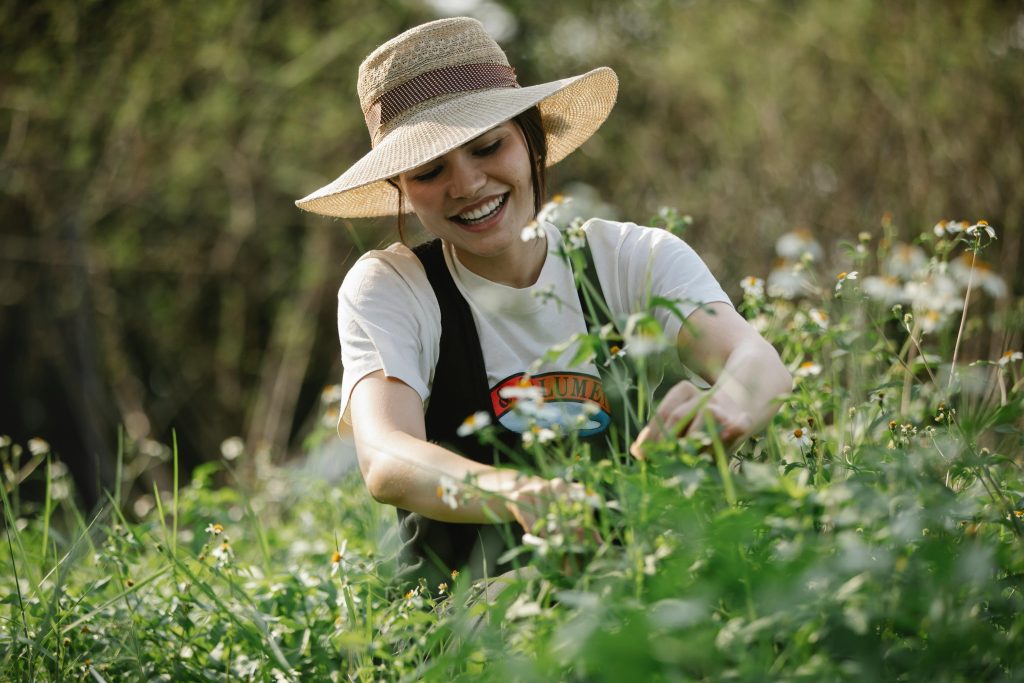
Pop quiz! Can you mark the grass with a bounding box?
[2,212,1023,681]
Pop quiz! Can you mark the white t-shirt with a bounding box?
[337,218,731,434]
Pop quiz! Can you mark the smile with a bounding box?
[450,194,508,225]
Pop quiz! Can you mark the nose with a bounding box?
[447,154,486,199]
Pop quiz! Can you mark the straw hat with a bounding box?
[295,17,618,218]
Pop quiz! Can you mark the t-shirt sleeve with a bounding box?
[584,219,732,341]
[337,247,441,422]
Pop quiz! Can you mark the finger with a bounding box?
[683,404,752,442]
[659,380,701,407]
[629,427,650,459]
[633,399,699,455]
[654,381,702,426]
[654,398,705,440]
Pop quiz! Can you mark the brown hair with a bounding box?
[393,106,548,244]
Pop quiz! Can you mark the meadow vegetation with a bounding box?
[3,207,1022,681]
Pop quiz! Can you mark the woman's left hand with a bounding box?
[629,380,752,458]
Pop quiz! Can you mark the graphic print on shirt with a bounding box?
[490,372,611,437]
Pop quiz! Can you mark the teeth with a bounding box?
[456,195,504,222]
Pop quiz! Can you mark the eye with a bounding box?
[474,139,503,157]
[411,165,442,182]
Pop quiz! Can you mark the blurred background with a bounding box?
[2,0,1022,509]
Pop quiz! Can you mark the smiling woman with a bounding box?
[295,17,791,590]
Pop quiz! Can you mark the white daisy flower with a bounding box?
[916,309,946,334]
[211,540,234,569]
[884,243,927,279]
[27,438,50,456]
[220,436,244,461]
[767,261,814,299]
[789,427,812,449]
[520,221,543,242]
[998,350,1023,367]
[795,361,822,378]
[521,533,550,556]
[834,271,858,293]
[330,539,348,576]
[436,476,460,510]
[456,411,491,437]
[906,273,964,316]
[603,344,627,366]
[775,228,824,262]
[522,425,557,446]
[499,380,545,403]
[949,254,1007,298]
[535,194,571,225]
[320,384,344,404]
[862,275,908,305]
[807,308,829,330]
[624,313,668,357]
[565,224,587,251]
[740,276,765,299]
[965,220,996,239]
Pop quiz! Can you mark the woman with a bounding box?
[296,17,791,588]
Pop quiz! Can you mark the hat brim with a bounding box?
[295,66,618,218]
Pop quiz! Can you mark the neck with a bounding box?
[453,232,548,288]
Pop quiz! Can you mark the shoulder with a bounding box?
[338,242,441,328]
[582,217,685,247]
[341,242,431,300]
[581,217,701,267]
[577,217,731,314]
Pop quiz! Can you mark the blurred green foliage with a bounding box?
[1,0,1021,492]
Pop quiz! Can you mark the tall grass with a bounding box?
[1,211,1022,681]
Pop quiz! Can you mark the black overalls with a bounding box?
[398,237,633,589]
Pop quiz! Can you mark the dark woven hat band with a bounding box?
[365,63,519,144]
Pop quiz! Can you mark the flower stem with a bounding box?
[948,248,977,392]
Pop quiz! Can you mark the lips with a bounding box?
[450,193,508,225]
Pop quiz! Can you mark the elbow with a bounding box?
[358,450,408,508]
[750,337,793,408]
[361,461,399,507]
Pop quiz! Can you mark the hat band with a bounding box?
[365,63,519,144]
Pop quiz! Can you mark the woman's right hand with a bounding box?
[506,475,599,538]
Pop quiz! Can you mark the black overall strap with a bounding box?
[571,238,641,440]
[412,238,521,461]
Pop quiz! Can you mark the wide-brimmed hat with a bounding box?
[295,17,618,218]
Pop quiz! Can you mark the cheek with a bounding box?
[399,184,440,217]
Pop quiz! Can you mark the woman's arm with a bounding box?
[350,370,576,531]
[631,302,792,455]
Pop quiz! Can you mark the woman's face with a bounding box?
[397,121,537,274]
